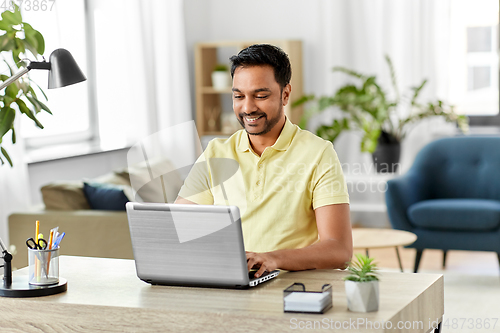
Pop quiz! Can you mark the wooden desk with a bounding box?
[1,256,443,332]
[353,228,418,272]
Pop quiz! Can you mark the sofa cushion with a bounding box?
[408,199,500,231]
[41,172,132,210]
[116,158,183,203]
[83,182,130,211]
[41,181,91,210]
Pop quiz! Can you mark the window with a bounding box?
[18,0,94,147]
[449,0,500,125]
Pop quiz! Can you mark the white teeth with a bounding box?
[245,116,262,122]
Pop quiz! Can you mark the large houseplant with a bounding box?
[294,55,469,172]
[0,4,51,166]
[344,254,380,312]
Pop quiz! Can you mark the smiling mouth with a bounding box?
[244,115,264,123]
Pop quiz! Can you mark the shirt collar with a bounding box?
[237,117,296,152]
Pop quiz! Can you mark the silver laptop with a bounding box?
[126,202,279,288]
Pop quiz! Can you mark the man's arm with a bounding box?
[246,203,352,277]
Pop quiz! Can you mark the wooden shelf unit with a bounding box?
[195,40,303,137]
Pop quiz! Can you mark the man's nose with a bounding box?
[242,97,257,113]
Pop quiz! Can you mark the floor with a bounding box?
[356,247,500,333]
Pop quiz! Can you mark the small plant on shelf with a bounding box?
[213,64,228,72]
[211,64,230,90]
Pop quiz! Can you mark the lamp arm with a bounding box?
[0,67,30,90]
[0,237,12,287]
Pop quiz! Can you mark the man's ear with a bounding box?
[282,84,292,106]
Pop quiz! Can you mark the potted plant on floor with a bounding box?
[344,253,380,312]
[294,55,469,173]
[0,4,51,166]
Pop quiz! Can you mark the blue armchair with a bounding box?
[386,136,500,272]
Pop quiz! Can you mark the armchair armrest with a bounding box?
[385,172,429,231]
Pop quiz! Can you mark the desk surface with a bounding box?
[353,228,418,249]
[1,256,443,332]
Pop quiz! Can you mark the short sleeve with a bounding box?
[312,143,349,209]
[177,146,214,205]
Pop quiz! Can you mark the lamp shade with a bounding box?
[48,48,87,89]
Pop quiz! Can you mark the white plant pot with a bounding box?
[211,71,230,90]
[345,280,379,312]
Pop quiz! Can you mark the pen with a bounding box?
[53,232,65,248]
[35,220,40,281]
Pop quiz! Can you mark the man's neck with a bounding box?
[248,116,286,156]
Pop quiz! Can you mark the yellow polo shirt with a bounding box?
[178,118,349,252]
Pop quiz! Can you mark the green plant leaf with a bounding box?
[385,54,400,104]
[0,33,15,52]
[26,95,50,114]
[1,6,22,26]
[16,99,43,128]
[33,30,45,55]
[29,96,51,114]
[0,20,11,31]
[28,78,49,101]
[333,66,366,79]
[343,254,380,282]
[291,94,315,108]
[11,126,15,144]
[1,146,12,167]
[410,79,427,106]
[5,81,19,98]
[0,106,15,138]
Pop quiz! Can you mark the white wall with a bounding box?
[27,149,129,207]
[183,0,335,116]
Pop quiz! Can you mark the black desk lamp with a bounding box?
[0,48,86,90]
[0,237,12,286]
[0,48,85,297]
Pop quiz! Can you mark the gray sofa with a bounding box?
[8,158,183,269]
[9,208,132,269]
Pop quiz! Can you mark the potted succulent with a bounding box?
[294,55,469,173]
[0,4,51,167]
[211,63,230,90]
[343,253,380,312]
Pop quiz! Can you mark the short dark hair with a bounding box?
[229,44,292,89]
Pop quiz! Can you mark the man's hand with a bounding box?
[245,204,352,273]
[246,251,279,278]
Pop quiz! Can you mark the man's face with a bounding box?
[232,65,290,136]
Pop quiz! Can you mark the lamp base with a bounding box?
[0,276,67,298]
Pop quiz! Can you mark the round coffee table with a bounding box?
[352,228,417,272]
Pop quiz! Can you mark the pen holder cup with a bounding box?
[28,247,60,286]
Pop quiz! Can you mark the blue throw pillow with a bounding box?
[83,182,129,211]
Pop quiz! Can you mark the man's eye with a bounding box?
[256,95,268,99]
[233,95,243,99]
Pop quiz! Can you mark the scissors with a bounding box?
[26,237,48,250]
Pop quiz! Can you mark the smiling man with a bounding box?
[176,44,352,277]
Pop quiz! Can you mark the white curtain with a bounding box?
[0,121,31,248]
[91,0,193,152]
[314,0,455,173]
